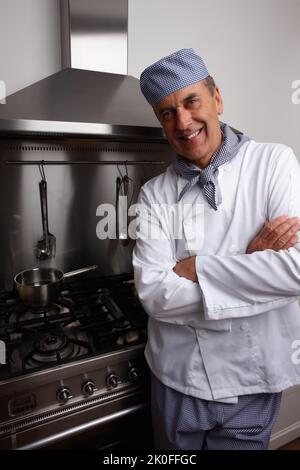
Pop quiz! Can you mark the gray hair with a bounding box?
[203,75,216,96]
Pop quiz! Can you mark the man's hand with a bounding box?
[173,256,197,282]
[246,215,300,254]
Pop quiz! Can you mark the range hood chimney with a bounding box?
[61,0,128,75]
[0,0,163,140]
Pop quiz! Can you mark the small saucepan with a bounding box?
[14,265,98,309]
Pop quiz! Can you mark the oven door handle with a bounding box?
[17,403,146,450]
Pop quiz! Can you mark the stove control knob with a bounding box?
[56,387,72,404]
[129,367,141,381]
[106,373,118,388]
[82,380,97,396]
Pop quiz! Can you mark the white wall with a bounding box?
[128,0,300,158]
[0,0,61,97]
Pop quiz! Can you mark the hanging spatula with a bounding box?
[35,179,56,259]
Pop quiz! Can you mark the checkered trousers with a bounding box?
[151,373,282,450]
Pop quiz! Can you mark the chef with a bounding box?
[132,48,300,450]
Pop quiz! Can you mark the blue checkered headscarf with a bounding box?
[140,48,209,106]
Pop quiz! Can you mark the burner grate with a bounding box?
[24,333,91,370]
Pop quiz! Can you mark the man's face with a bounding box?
[154,81,223,168]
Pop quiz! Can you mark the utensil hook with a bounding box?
[38,161,46,181]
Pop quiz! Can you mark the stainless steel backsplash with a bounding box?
[0,138,172,289]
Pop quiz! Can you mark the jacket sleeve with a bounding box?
[132,185,214,328]
[196,147,300,320]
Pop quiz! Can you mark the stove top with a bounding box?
[0,274,148,380]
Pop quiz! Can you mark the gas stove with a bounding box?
[0,274,151,450]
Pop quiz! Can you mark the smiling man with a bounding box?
[154,80,223,169]
[133,48,300,450]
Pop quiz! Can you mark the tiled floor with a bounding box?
[279,438,300,450]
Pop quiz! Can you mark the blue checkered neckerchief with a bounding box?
[173,122,250,210]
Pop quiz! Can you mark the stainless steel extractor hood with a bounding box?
[0,0,163,140]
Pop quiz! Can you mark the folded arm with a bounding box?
[194,149,300,319]
[174,215,300,282]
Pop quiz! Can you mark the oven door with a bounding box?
[0,390,153,450]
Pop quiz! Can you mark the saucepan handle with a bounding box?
[63,265,98,279]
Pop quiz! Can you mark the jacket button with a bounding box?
[198,330,207,339]
[223,163,232,172]
[240,322,250,332]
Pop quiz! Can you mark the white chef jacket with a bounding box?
[132,140,300,401]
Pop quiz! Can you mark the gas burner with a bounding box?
[32,334,73,362]
[24,332,89,369]
[115,329,145,347]
[8,303,70,325]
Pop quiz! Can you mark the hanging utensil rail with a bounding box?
[6,160,166,165]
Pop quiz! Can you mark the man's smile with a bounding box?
[179,127,204,141]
